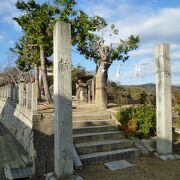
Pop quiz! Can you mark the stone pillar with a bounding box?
[19,83,24,106]
[15,85,19,103]
[31,82,38,113]
[26,83,32,110]
[3,86,5,98]
[53,21,73,178]
[155,43,172,154]
[1,87,3,98]
[7,84,11,98]
[10,84,14,100]
[4,85,7,98]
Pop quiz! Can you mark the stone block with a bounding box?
[155,153,180,161]
[104,160,134,171]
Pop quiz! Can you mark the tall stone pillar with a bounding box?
[53,21,73,178]
[26,83,32,110]
[31,82,38,113]
[19,83,24,106]
[155,43,172,154]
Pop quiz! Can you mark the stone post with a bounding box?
[2,86,4,98]
[14,85,18,103]
[53,21,73,178]
[3,86,5,98]
[31,82,38,113]
[4,85,7,98]
[7,84,11,98]
[26,83,32,110]
[10,84,14,101]
[19,83,24,106]
[155,43,172,154]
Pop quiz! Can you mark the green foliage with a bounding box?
[115,95,127,108]
[139,91,147,104]
[133,105,156,138]
[13,0,105,69]
[127,118,138,136]
[129,87,144,100]
[116,105,156,138]
[10,35,40,72]
[115,107,133,128]
[107,81,128,104]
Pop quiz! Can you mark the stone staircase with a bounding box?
[73,112,139,165]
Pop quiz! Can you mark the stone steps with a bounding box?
[73,120,115,128]
[73,114,111,121]
[73,131,125,144]
[73,125,118,134]
[73,119,115,128]
[75,139,134,155]
[80,148,139,164]
[73,112,139,165]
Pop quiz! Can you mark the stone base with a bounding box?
[104,160,134,171]
[155,153,180,161]
[46,172,83,180]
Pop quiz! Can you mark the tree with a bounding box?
[10,35,42,98]
[14,0,105,103]
[129,87,144,100]
[14,0,58,103]
[76,23,139,108]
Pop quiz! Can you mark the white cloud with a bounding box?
[0,0,20,30]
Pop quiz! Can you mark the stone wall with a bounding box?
[0,98,36,162]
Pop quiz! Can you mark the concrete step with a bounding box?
[80,148,139,164]
[73,131,125,144]
[75,139,134,155]
[73,114,111,121]
[73,119,115,128]
[73,125,118,134]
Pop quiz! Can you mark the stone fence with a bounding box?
[0,82,40,174]
[0,82,38,113]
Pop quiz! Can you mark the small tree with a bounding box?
[10,35,42,98]
[77,23,139,108]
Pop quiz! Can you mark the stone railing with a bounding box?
[0,82,38,113]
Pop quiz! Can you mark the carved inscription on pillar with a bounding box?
[58,57,70,72]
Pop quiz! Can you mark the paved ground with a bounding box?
[77,155,180,180]
[0,122,30,179]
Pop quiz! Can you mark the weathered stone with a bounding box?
[155,43,172,154]
[31,82,38,113]
[53,21,73,178]
[104,160,134,171]
[155,153,180,161]
[26,83,31,110]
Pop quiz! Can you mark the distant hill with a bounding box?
[121,83,180,95]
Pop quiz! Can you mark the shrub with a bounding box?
[133,105,156,138]
[115,95,128,108]
[116,104,156,138]
[129,87,144,100]
[115,107,133,128]
[127,118,138,136]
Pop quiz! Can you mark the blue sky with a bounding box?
[0,0,180,85]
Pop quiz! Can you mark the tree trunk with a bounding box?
[95,62,110,109]
[40,45,52,103]
[34,65,41,100]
